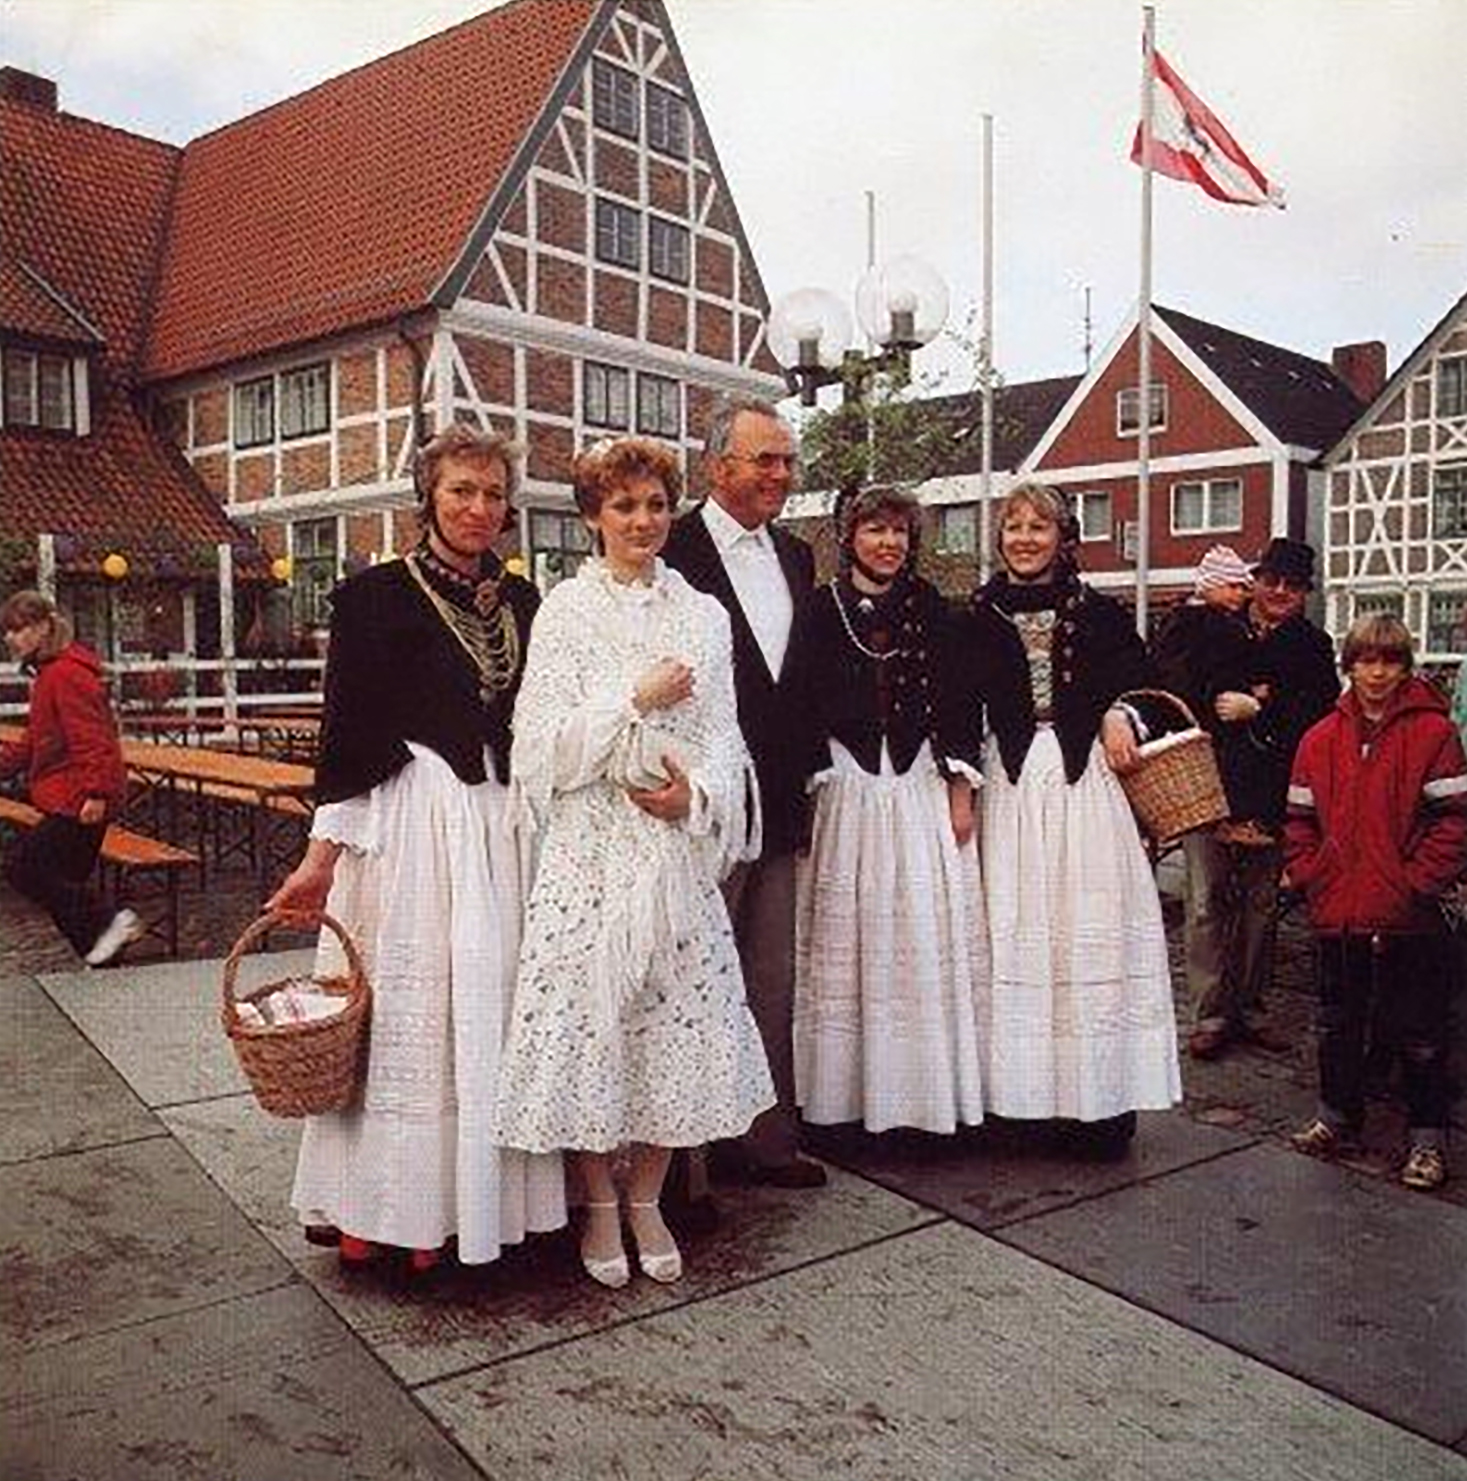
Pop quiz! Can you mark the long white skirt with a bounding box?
[292,746,566,1263]
[794,741,988,1133]
[979,728,1181,1121]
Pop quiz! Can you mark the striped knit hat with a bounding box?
[1194,544,1253,595]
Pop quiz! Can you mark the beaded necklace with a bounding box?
[830,583,904,663]
[406,551,521,704]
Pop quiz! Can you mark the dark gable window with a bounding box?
[1432,464,1467,538]
[636,373,680,438]
[595,198,641,270]
[1116,383,1167,437]
[2,348,74,431]
[646,83,689,159]
[584,362,630,429]
[592,58,638,139]
[1440,357,1467,419]
[648,217,690,285]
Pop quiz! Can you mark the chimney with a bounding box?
[1331,341,1387,405]
[0,68,58,111]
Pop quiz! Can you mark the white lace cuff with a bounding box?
[310,794,375,855]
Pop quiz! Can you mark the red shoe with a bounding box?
[338,1234,380,1265]
[408,1247,443,1274]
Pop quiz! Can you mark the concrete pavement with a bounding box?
[2,948,1465,1481]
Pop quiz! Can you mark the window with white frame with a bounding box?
[1,348,74,430]
[1432,464,1467,538]
[280,363,330,440]
[591,58,638,138]
[595,198,640,269]
[1439,357,1467,420]
[1427,589,1467,652]
[1075,489,1113,542]
[234,376,274,448]
[1116,383,1167,437]
[584,362,630,429]
[648,217,690,285]
[1352,591,1404,621]
[636,373,680,438]
[530,508,592,591]
[646,83,689,159]
[292,517,338,628]
[1171,477,1242,534]
[934,504,976,555]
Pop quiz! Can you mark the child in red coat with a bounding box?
[1284,614,1467,1190]
[1,590,140,965]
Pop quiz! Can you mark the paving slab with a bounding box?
[161,1092,940,1386]
[807,1110,1252,1229]
[38,948,314,1107]
[1000,1140,1467,1445]
[0,1136,289,1355]
[420,1220,1467,1481]
[0,975,161,1165]
[0,1282,484,1481]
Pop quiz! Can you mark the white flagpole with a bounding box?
[1135,5,1156,636]
[979,112,994,583]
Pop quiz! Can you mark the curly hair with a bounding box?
[414,423,521,523]
[572,436,684,518]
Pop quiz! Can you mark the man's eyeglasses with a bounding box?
[1256,573,1309,593]
[726,451,799,472]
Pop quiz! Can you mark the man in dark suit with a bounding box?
[663,395,826,1188]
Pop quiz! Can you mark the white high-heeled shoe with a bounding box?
[627,1200,683,1284]
[580,1201,630,1288]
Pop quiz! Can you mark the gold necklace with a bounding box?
[406,552,521,702]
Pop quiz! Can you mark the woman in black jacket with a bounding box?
[267,423,565,1271]
[790,486,987,1135]
[963,482,1180,1157]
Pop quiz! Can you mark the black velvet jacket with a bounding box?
[961,573,1157,785]
[662,505,817,857]
[790,574,979,779]
[313,557,539,805]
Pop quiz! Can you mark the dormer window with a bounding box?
[2,348,75,431]
[1116,382,1167,437]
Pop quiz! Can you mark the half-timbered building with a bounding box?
[1322,289,1467,660]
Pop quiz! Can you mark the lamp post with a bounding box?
[768,254,949,408]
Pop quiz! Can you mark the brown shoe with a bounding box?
[747,1157,828,1189]
[1187,1023,1232,1060]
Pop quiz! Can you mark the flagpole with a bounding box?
[979,111,994,584]
[1135,5,1156,637]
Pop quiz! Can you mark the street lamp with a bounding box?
[768,255,949,407]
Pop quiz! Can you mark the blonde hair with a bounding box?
[1341,612,1414,672]
[995,482,1080,558]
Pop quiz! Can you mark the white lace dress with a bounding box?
[292,744,567,1263]
[493,559,775,1154]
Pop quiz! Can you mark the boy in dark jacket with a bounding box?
[1284,614,1467,1191]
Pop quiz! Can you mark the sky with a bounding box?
[4,0,1464,394]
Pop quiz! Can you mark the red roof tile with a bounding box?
[0,258,102,345]
[144,0,598,381]
[0,97,178,370]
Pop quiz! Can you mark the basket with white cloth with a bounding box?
[1116,689,1228,845]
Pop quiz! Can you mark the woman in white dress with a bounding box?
[267,424,566,1271]
[791,486,987,1134]
[963,482,1181,1157]
[495,436,774,1288]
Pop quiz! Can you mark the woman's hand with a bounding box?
[1214,690,1262,724]
[265,838,341,920]
[78,798,107,826]
[628,755,692,822]
[634,659,694,715]
[947,779,975,848]
[1101,707,1142,775]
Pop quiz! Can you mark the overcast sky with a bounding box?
[5,0,1464,392]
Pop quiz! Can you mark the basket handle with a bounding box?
[1117,687,1202,733]
[220,910,366,1024]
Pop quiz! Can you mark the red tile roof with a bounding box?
[144,0,597,381]
[0,259,102,346]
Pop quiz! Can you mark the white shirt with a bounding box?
[701,498,794,679]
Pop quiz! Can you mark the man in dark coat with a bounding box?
[662,395,826,1187]
[1187,537,1340,1059]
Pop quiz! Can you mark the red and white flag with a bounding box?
[1131,49,1285,208]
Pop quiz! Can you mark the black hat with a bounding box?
[1253,537,1315,590]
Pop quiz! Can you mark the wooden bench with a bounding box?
[0,795,199,957]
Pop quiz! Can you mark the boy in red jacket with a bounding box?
[1284,614,1467,1191]
[1,590,141,966]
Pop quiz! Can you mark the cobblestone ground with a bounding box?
[2,842,1462,1207]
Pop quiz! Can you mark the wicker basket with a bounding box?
[221,911,370,1118]
[1116,689,1229,845]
